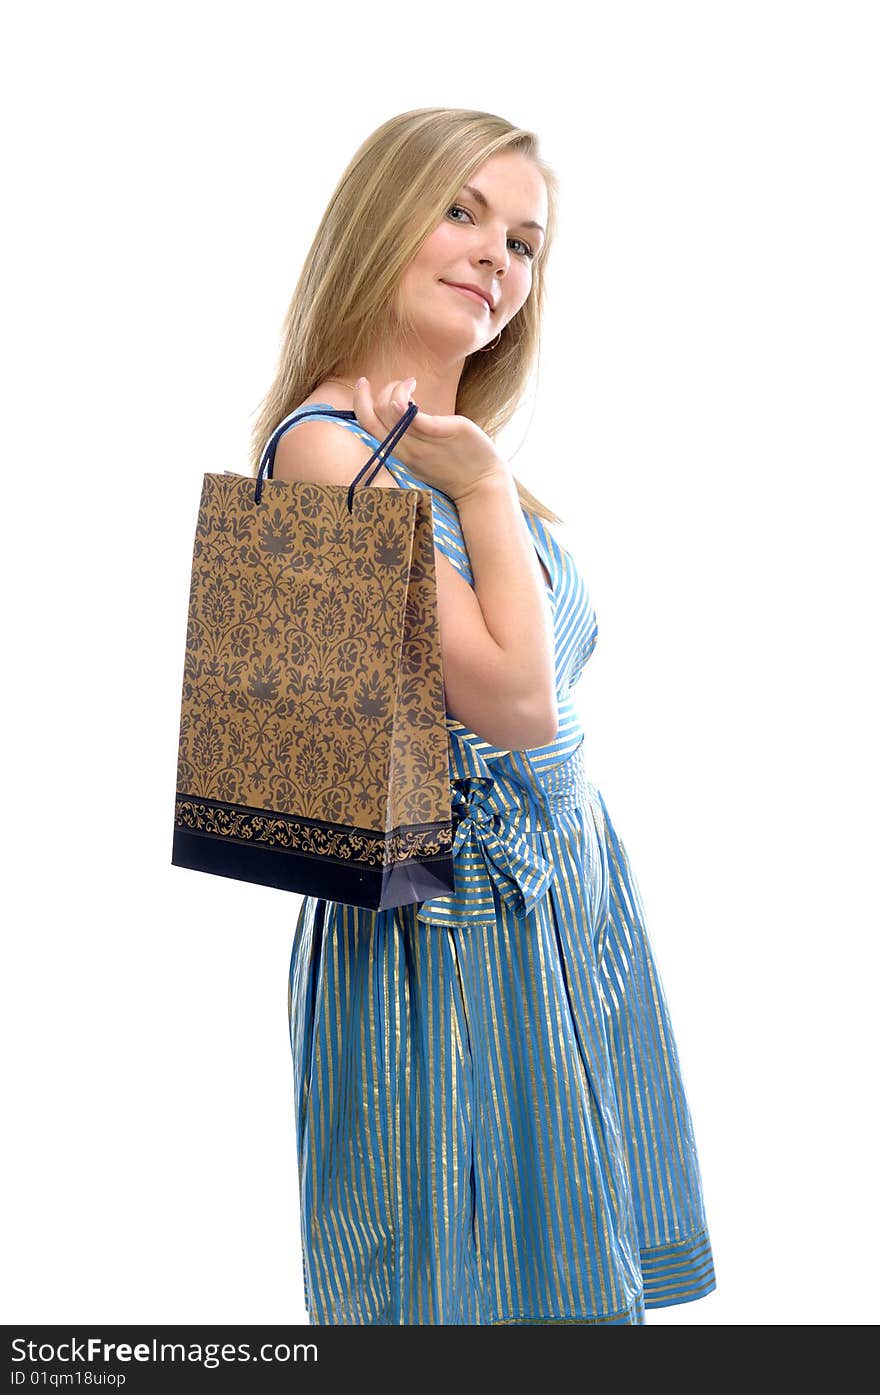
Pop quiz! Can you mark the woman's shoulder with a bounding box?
[272,388,400,490]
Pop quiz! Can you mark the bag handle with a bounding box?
[254,401,419,511]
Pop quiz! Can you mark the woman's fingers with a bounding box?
[383,380,412,418]
[356,377,416,432]
[352,377,381,436]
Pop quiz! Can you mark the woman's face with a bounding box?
[398,151,547,358]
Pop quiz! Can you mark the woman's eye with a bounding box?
[446,204,535,259]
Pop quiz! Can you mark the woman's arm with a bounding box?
[450,469,558,747]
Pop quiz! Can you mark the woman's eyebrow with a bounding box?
[460,184,545,235]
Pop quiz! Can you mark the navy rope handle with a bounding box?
[254,401,419,510]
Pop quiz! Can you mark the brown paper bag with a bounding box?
[171,403,455,909]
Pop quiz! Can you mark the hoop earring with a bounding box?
[478,329,502,352]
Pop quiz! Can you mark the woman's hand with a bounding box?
[351,377,508,504]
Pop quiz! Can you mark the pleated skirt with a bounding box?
[287,780,716,1324]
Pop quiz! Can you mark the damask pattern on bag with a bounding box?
[174,472,453,865]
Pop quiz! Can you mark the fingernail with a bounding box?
[355,376,365,387]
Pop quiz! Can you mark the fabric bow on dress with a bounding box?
[416,773,555,931]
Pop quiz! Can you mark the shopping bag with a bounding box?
[171,401,455,910]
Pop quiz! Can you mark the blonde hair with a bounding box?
[249,106,565,526]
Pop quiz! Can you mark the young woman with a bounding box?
[252,106,716,1325]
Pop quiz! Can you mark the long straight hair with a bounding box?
[250,106,565,525]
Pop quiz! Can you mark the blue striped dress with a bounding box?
[283,404,716,1325]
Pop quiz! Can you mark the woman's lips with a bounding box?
[443,282,491,311]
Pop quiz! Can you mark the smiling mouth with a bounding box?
[443,282,492,312]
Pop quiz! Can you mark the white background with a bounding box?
[3,0,877,1326]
